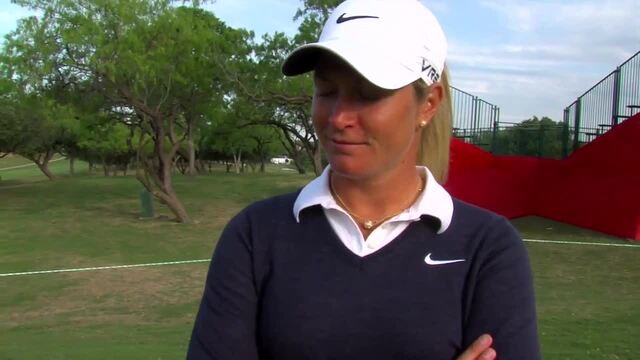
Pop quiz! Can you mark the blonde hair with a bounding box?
[413,66,453,184]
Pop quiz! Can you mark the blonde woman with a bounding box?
[188,0,539,359]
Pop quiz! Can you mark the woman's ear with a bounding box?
[418,82,444,127]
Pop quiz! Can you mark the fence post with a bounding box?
[472,96,479,133]
[573,98,582,152]
[611,66,622,125]
[491,106,498,153]
[562,108,570,158]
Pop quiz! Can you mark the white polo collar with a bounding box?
[293,166,453,234]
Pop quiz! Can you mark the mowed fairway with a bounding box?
[1,161,639,359]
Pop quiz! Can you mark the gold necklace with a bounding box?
[330,174,424,230]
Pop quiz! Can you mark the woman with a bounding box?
[188,0,540,359]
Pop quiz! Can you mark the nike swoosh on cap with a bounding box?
[336,13,380,24]
[424,253,465,266]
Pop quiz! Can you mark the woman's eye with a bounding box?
[358,87,389,101]
[315,87,336,97]
[357,89,380,101]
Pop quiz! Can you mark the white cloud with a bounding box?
[446,0,639,122]
[479,0,639,60]
[480,0,534,32]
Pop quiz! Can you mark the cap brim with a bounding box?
[281,40,418,90]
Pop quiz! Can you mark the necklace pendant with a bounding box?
[363,220,374,230]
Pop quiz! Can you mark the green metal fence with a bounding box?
[564,50,640,153]
[450,86,500,147]
[449,85,574,159]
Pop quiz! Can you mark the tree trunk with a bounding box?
[158,152,191,223]
[312,146,323,176]
[195,159,205,174]
[136,113,192,224]
[36,162,55,180]
[233,151,242,174]
[69,155,75,176]
[103,164,109,176]
[187,123,196,176]
[38,164,56,180]
[32,150,56,180]
[279,130,306,175]
[292,155,306,174]
[155,186,191,223]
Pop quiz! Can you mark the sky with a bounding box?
[1,0,638,123]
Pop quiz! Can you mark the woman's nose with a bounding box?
[328,94,357,129]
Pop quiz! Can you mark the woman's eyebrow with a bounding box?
[313,71,330,82]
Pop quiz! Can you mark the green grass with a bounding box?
[512,216,637,243]
[0,156,78,184]
[0,154,39,168]
[1,171,638,359]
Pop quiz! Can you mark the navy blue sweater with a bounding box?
[188,191,540,359]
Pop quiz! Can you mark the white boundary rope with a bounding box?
[0,239,638,278]
[0,259,210,278]
[523,238,639,248]
[0,157,65,171]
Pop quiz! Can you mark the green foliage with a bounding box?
[293,0,341,44]
[476,116,567,158]
[5,0,251,146]
[76,116,134,167]
[4,0,263,220]
[3,0,331,178]
[0,80,72,167]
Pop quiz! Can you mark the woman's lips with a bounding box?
[330,138,367,152]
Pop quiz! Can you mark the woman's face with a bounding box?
[312,56,432,181]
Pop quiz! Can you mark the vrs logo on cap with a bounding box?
[282,0,448,89]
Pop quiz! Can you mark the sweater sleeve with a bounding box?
[462,216,541,359]
[187,211,260,360]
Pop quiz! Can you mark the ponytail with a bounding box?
[416,65,453,184]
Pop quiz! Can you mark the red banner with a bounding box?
[445,114,640,240]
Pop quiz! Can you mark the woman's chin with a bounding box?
[328,158,372,179]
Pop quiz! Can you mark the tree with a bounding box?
[201,97,260,174]
[293,0,341,43]
[0,78,20,159]
[0,73,70,180]
[214,0,345,176]
[247,125,282,173]
[480,116,565,158]
[7,0,250,223]
[75,112,135,176]
[221,30,322,174]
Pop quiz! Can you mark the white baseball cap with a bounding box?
[282,0,448,89]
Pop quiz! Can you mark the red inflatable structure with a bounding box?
[445,113,640,241]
